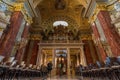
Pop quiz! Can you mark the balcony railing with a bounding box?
[40,40,81,43]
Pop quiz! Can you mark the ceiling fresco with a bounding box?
[33,0,90,30]
[30,0,110,40]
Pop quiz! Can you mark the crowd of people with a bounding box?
[75,57,120,79]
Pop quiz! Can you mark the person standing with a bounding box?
[47,61,53,77]
[59,62,64,76]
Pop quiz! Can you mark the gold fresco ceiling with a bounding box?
[34,0,90,30]
[30,0,110,53]
[30,0,97,40]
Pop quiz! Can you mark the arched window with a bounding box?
[53,21,68,27]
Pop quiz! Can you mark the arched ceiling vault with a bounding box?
[33,0,88,8]
[30,0,110,40]
[34,0,90,30]
[31,0,91,33]
[42,15,79,31]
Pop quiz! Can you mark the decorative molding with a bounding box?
[41,15,79,30]
[29,34,42,40]
[14,3,24,11]
[80,34,92,40]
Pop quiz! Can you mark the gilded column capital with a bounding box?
[80,34,92,40]
[29,34,42,40]
[97,4,107,10]
[89,4,108,23]
[13,3,24,11]
[12,2,33,24]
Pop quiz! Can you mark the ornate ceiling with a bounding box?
[31,0,108,40]
[29,0,110,54]
[32,0,90,31]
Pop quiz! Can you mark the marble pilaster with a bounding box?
[67,48,70,76]
[51,48,56,76]
[91,22,107,61]
[80,46,87,66]
[36,47,42,66]
[77,53,79,66]
[97,11,120,57]
[0,11,24,56]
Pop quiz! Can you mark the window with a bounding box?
[53,21,68,27]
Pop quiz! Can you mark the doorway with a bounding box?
[55,49,67,75]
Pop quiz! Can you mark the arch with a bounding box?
[53,21,68,27]
[41,15,79,30]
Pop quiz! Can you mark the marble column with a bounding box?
[44,53,47,65]
[41,50,43,65]
[97,11,120,57]
[55,56,57,68]
[0,11,24,56]
[77,53,79,66]
[30,40,39,65]
[80,46,87,66]
[19,48,26,62]
[67,48,70,76]
[79,52,81,65]
[11,19,26,57]
[91,22,107,61]
[23,40,31,63]
[26,40,34,65]
[18,24,30,62]
[52,48,56,76]
[83,40,93,64]
[88,40,99,63]
[36,47,42,66]
[52,48,55,68]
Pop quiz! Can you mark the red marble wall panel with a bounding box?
[91,23,107,61]
[83,40,93,64]
[15,24,30,61]
[97,11,120,57]
[97,42,107,61]
[22,24,29,38]
[30,40,39,65]
[92,23,100,39]
[0,11,23,56]
[90,40,99,62]
[15,48,23,61]
[23,40,31,63]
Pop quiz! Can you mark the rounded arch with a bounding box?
[41,15,79,30]
[53,21,68,26]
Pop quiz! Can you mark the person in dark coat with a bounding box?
[47,61,53,73]
[47,61,53,77]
